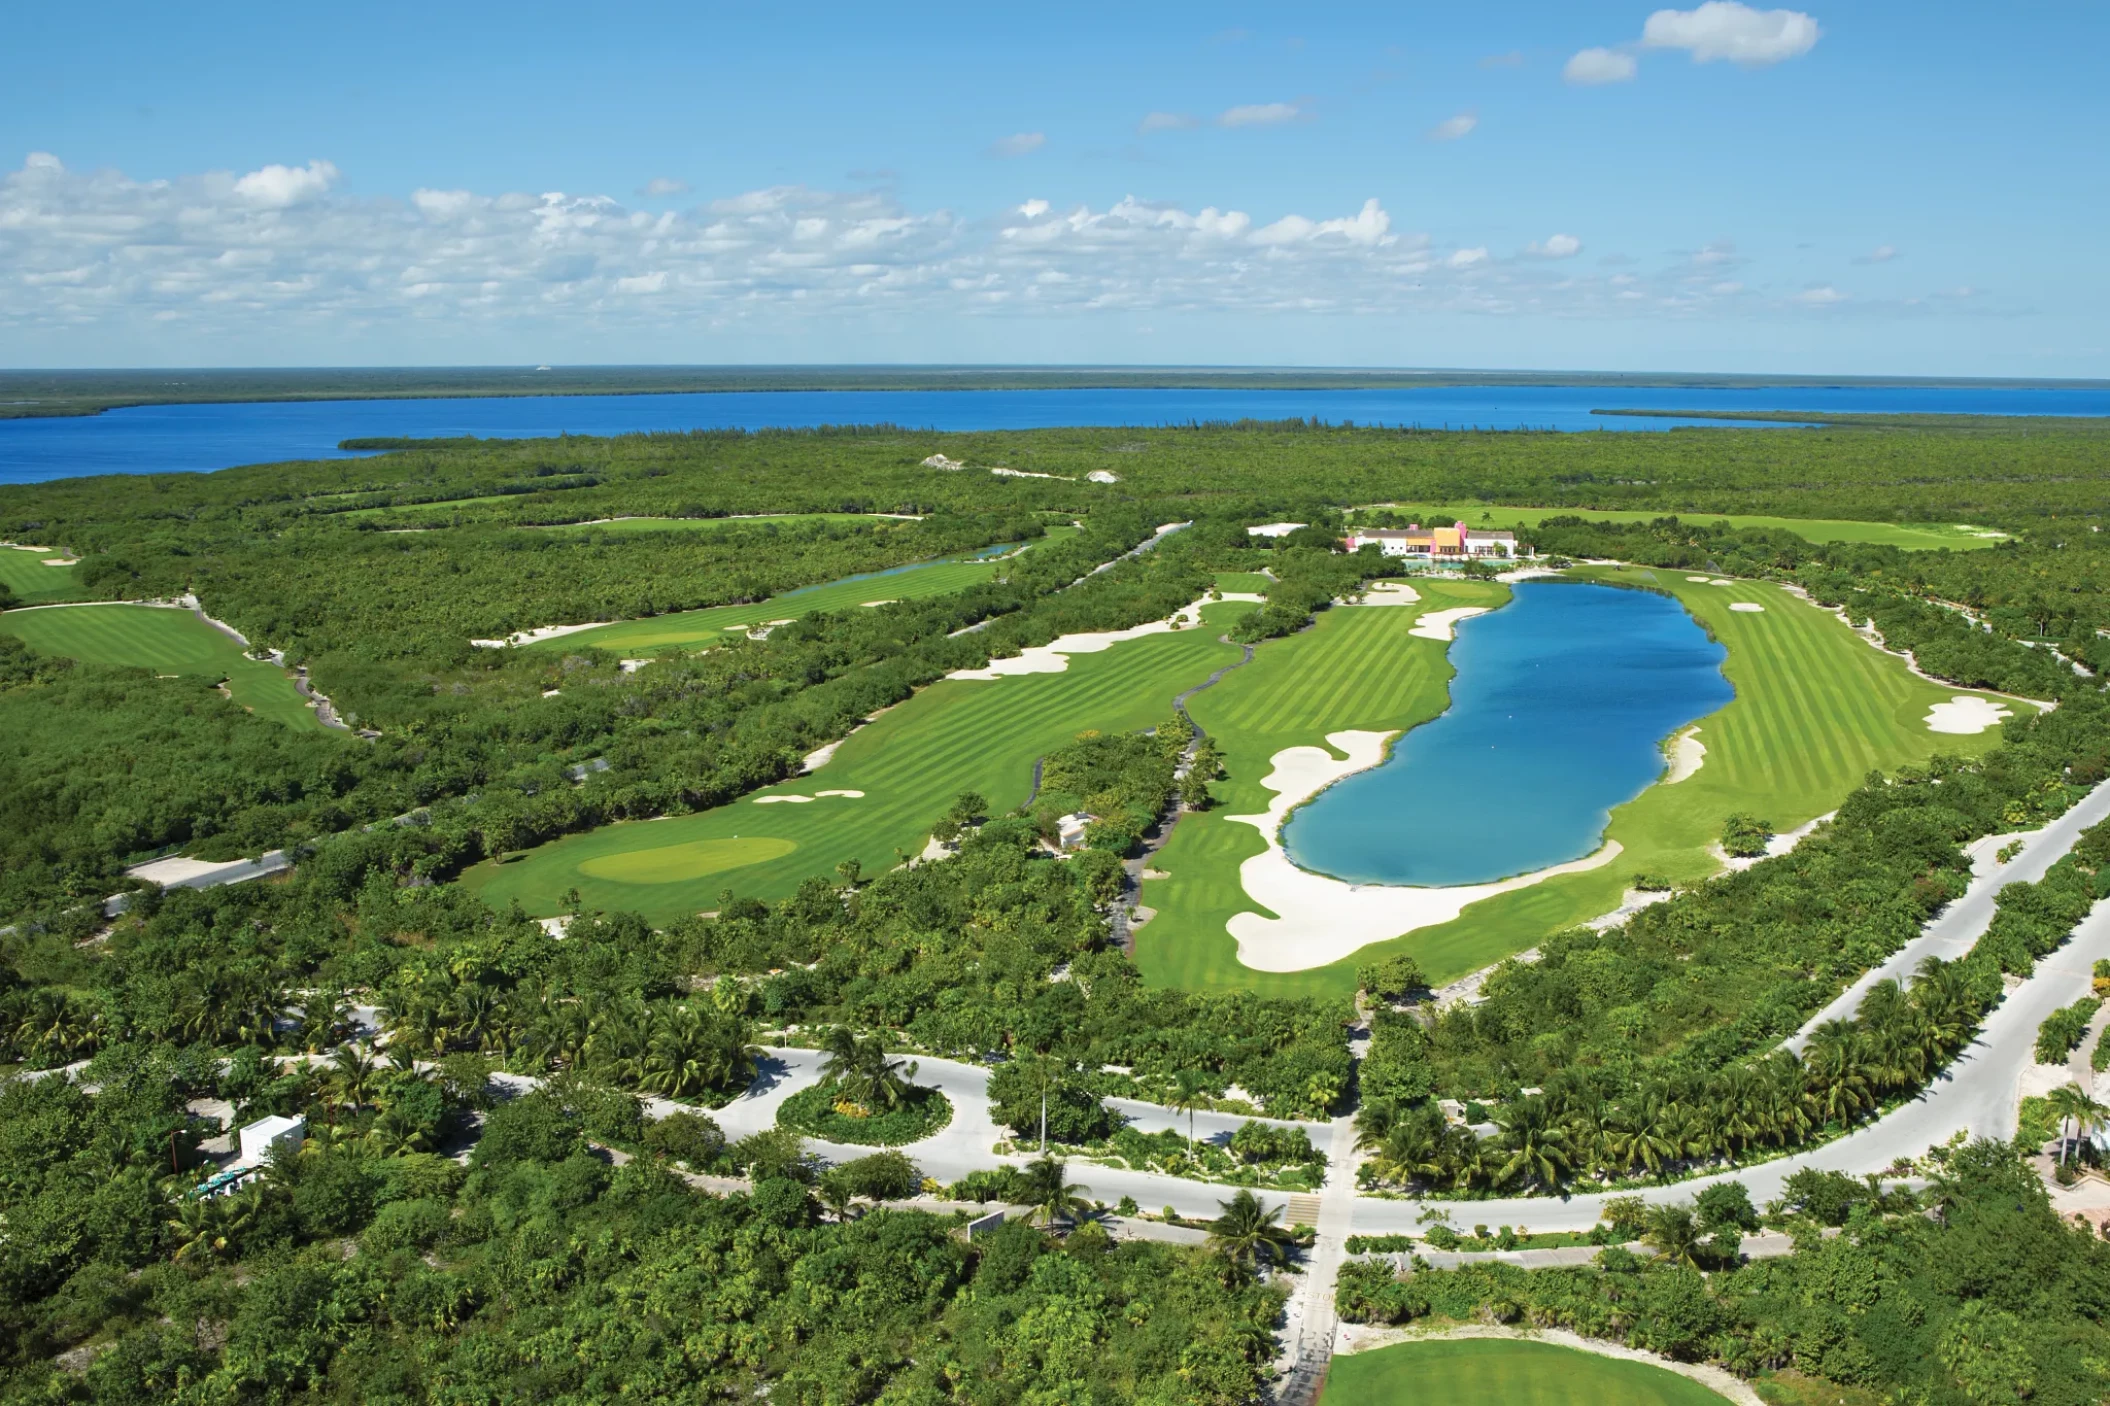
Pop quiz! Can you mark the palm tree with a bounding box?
[2046,1082,2107,1166]
[1642,1202,1704,1269]
[1168,1070,1209,1156]
[1019,1156,1091,1229]
[1208,1189,1297,1284]
[820,1027,918,1112]
[640,1006,719,1098]
[1801,1021,1876,1126]
[328,1044,379,1119]
[1493,1099,1573,1191]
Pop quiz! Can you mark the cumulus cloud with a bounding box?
[1219,102,1302,127]
[1642,3,1820,65]
[1564,47,1638,84]
[985,131,1046,158]
[231,159,339,208]
[0,154,1855,343]
[1136,111,1199,134]
[1526,234,1583,258]
[1794,284,1845,304]
[638,177,690,198]
[1429,113,1478,141]
[1855,243,1899,263]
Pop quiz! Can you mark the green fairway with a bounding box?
[1322,1338,1729,1405]
[466,603,1254,920]
[1213,572,1273,595]
[1137,568,2011,998]
[0,547,85,605]
[523,513,916,535]
[524,526,1078,653]
[0,605,326,731]
[1392,503,2001,551]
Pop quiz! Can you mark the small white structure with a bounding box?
[1086,469,1121,484]
[1056,812,1096,852]
[1246,522,1306,538]
[238,1114,306,1167]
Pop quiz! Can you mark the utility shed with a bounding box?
[238,1113,306,1166]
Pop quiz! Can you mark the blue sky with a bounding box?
[4,1,2105,376]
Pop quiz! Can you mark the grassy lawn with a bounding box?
[465,603,1253,921]
[0,604,326,730]
[522,513,915,535]
[524,525,1079,653]
[1137,567,2009,999]
[0,547,85,605]
[1213,571,1274,595]
[1323,1338,1729,1405]
[1392,503,2001,551]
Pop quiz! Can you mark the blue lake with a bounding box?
[6,382,2110,485]
[1280,582,1733,887]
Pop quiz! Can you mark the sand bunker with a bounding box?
[1348,582,1422,607]
[1663,728,1706,783]
[1729,602,1765,613]
[754,789,866,805]
[472,620,618,649]
[945,595,1216,680]
[1926,695,2012,734]
[1224,730,1622,972]
[1711,578,1734,585]
[1408,607,1490,642]
[1086,470,1120,484]
[861,600,897,607]
[1686,575,1712,583]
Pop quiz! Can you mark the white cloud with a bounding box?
[1642,3,1821,65]
[613,271,668,294]
[1711,280,1745,294]
[1137,111,1199,134]
[1017,199,1050,218]
[1794,285,1845,304]
[985,132,1046,158]
[1690,239,1741,266]
[638,177,690,198]
[1446,247,1490,269]
[1219,102,1302,127]
[1855,243,1899,264]
[231,159,339,208]
[1564,47,1638,84]
[1526,233,1582,258]
[1429,113,1478,141]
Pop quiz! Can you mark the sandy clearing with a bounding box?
[1086,470,1120,484]
[1408,606,1489,641]
[1587,887,1679,932]
[1345,582,1421,607]
[1927,695,2013,734]
[1663,727,1705,783]
[921,454,966,470]
[618,659,652,673]
[1729,601,1765,613]
[944,594,1217,680]
[1224,730,1622,972]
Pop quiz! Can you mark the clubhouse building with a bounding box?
[1342,523,1519,559]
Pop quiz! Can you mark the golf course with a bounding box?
[0,603,326,730]
[1321,1338,1732,1405]
[467,599,1257,920]
[513,525,1078,653]
[1392,504,2003,552]
[1133,565,2015,998]
[0,545,84,605]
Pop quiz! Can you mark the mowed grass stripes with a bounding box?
[0,547,84,605]
[1409,502,2001,551]
[1321,1339,1731,1406]
[1137,568,2012,1000]
[464,603,1255,922]
[525,526,1079,653]
[0,604,326,731]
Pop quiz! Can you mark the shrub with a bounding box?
[642,1111,728,1170]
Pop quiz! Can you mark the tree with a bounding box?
[819,1026,918,1112]
[1019,1157,1091,1229]
[1492,1098,1572,1191]
[1168,1070,1209,1156]
[1208,1189,1297,1285]
[1357,955,1427,1005]
[2045,1081,2106,1166]
[1641,1202,1705,1270]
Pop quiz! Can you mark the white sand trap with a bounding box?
[1926,695,2012,734]
[1086,470,1120,484]
[1216,592,1268,603]
[990,466,1073,481]
[541,688,561,698]
[472,620,617,649]
[1224,730,1622,972]
[1409,607,1489,642]
[756,789,864,804]
[1348,582,1422,607]
[618,659,652,672]
[1686,575,1712,583]
[43,558,76,566]
[816,789,865,798]
[1663,728,1705,783]
[1729,602,1765,613]
[945,594,1214,680]
[861,600,897,607]
[921,454,966,470]
[1710,578,1734,585]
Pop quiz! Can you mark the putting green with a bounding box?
[1136,567,2011,998]
[1322,1338,1729,1405]
[1394,503,2000,552]
[578,836,798,883]
[524,525,1079,653]
[465,602,1257,920]
[0,604,326,731]
[0,547,84,605]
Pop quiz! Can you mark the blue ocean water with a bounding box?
[4,382,2109,485]
[1280,581,1733,887]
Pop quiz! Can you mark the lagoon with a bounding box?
[7,382,2110,485]
[1280,582,1732,887]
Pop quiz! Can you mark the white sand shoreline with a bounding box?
[1407,606,1489,642]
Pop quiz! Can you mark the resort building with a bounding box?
[1056,812,1096,851]
[1245,522,1306,538]
[1342,524,1518,559]
[193,1113,308,1200]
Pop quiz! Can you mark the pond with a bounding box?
[1280,582,1733,887]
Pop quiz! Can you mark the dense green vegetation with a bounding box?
[1337,1142,2110,1406]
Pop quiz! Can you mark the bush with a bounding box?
[986,1061,1116,1144]
[359,1198,451,1255]
[729,1128,813,1183]
[642,1111,728,1170]
[1358,955,1427,1004]
[830,1150,921,1201]
[1721,813,1774,858]
[776,1083,952,1146]
[473,1091,584,1168]
[2035,997,2102,1065]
